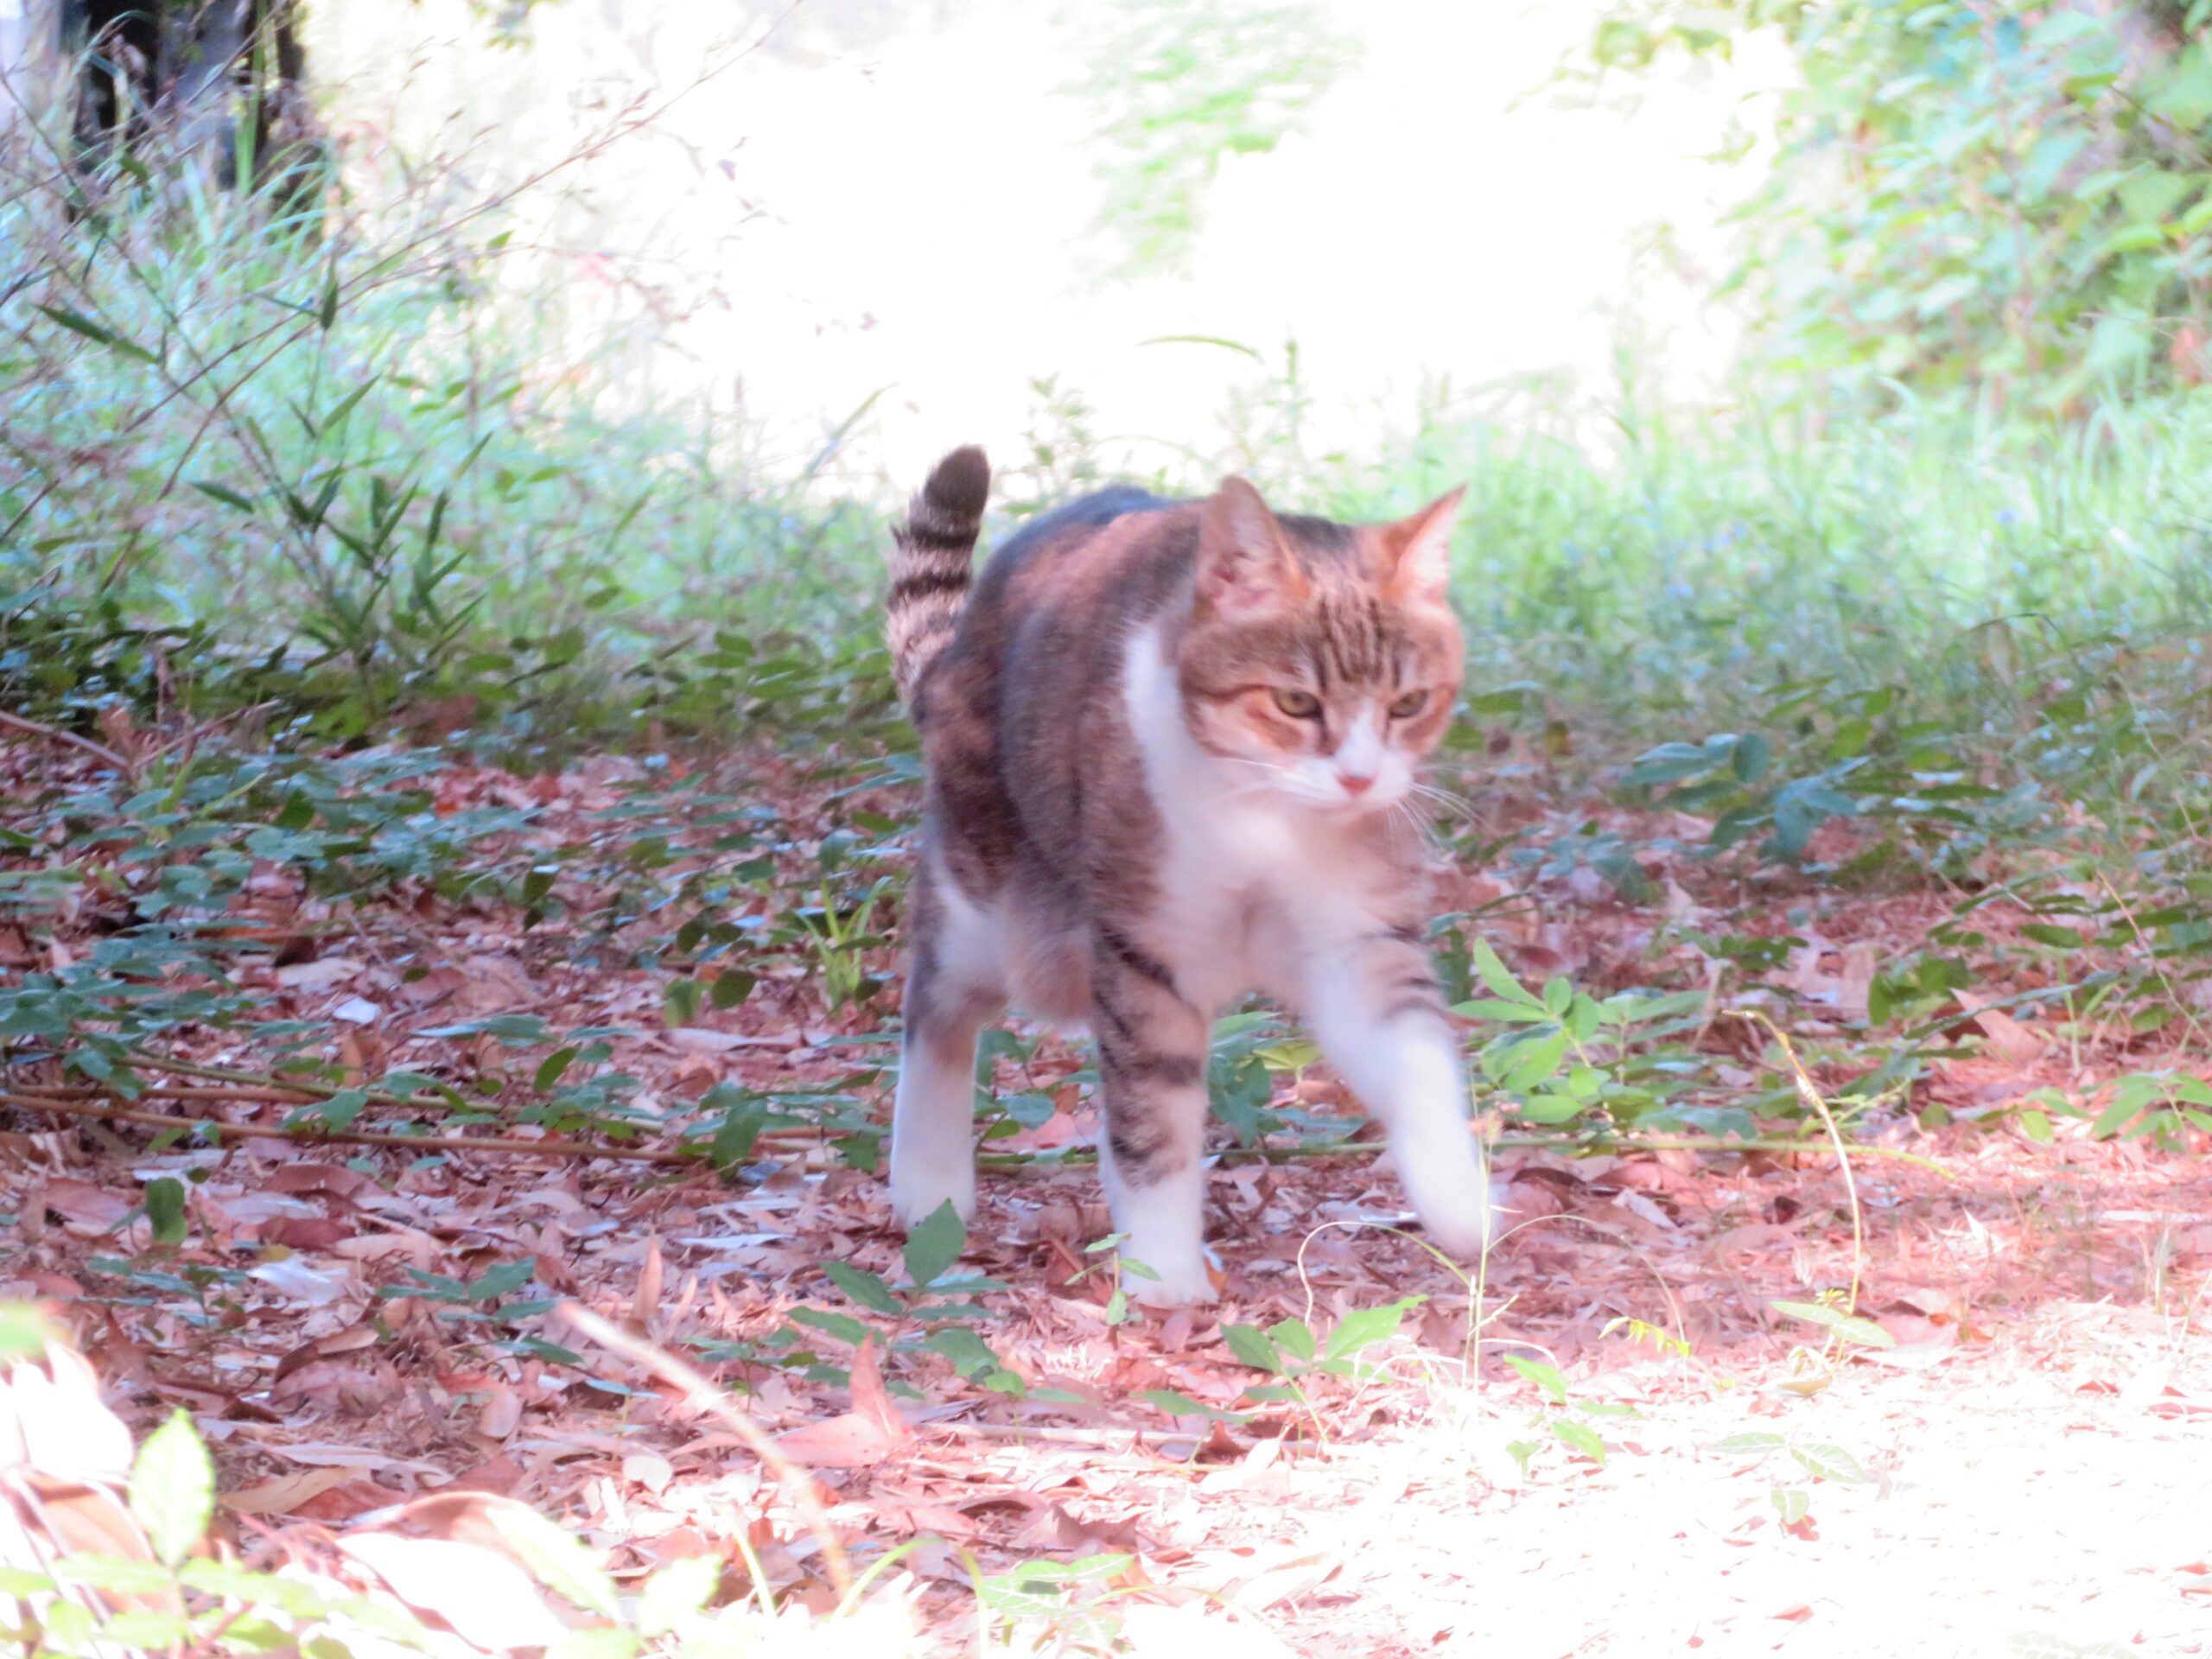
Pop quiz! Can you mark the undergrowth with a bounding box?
[8,31,2212,1657]
[8,103,2212,785]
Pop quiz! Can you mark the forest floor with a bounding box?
[4,727,2210,1658]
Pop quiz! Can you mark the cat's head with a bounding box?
[1175,477,1465,816]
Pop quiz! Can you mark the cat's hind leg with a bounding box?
[890,861,1004,1229]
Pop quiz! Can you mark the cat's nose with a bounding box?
[1338,772,1375,797]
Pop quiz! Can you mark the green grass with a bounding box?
[0,119,889,753]
[8,116,2212,887]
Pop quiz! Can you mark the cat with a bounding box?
[883,446,1494,1305]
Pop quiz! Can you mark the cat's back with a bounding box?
[973,485,1186,620]
[915,483,1194,896]
[925,484,1193,706]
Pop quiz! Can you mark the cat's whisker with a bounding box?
[1411,779,1476,813]
[1389,798,1446,853]
[1408,782,1480,824]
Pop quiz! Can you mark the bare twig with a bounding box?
[0,707,132,774]
[557,1301,853,1598]
[24,1065,855,1152]
[0,1088,699,1165]
[127,1052,473,1112]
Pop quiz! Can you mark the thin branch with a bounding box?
[0,708,132,774]
[1733,1009,1870,1321]
[0,1089,699,1165]
[557,1301,853,1599]
[126,1052,474,1112]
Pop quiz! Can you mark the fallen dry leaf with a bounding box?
[338,1532,569,1649]
[221,1465,363,1516]
[774,1337,913,1469]
[1954,989,2044,1065]
[273,956,364,990]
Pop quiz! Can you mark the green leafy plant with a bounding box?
[1577,0,2212,404]
[1454,940,1716,1135]
[1624,730,1861,864]
[784,1205,1072,1403]
[1712,1425,1878,1535]
[1072,1,1357,277]
[1217,1294,1427,1440]
[1499,1354,1637,1474]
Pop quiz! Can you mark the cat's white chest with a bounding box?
[1155,798,1323,1007]
[1122,625,1360,1011]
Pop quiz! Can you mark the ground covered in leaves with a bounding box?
[4,722,2210,1657]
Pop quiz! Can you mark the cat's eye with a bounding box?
[1389,689,1431,720]
[1271,688,1323,719]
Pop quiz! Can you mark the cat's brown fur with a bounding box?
[885,449,1492,1303]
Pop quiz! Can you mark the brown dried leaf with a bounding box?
[270,1322,379,1387]
[273,956,364,990]
[774,1337,913,1469]
[338,1532,569,1649]
[477,1382,524,1442]
[632,1236,664,1338]
[220,1465,362,1516]
[35,1179,134,1236]
[1954,989,2044,1066]
[270,1355,402,1419]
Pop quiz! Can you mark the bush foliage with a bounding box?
[1584,0,2212,404]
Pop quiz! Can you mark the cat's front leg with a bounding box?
[1305,927,1495,1258]
[1090,927,1217,1306]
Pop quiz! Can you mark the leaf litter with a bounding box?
[3,728,2210,1656]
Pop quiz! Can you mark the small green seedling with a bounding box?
[1500,1354,1637,1473]
[789,1204,1079,1403]
[1217,1296,1426,1442]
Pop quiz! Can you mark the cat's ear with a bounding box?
[1196,477,1306,618]
[1379,486,1465,601]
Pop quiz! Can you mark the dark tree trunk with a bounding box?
[58,0,321,197]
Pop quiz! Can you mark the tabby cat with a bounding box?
[884,447,1493,1305]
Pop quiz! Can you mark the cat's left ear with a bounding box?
[1379,486,1465,601]
[1196,476,1307,619]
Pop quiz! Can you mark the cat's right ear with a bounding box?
[1196,477,1306,619]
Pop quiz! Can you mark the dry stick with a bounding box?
[557,1301,853,1599]
[0,1089,697,1166]
[0,707,132,774]
[118,1056,830,1139]
[21,1081,1931,1173]
[127,1052,472,1111]
[142,1084,329,1106]
[8,1081,834,1157]
[18,1083,329,1107]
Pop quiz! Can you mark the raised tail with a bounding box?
[886,445,990,707]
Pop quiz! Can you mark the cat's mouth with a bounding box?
[1324,790,1403,817]
[1280,777,1406,817]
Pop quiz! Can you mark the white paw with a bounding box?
[1411,1174,1497,1262]
[1124,1249,1219,1308]
[888,1164,976,1230]
[1389,1134,1497,1262]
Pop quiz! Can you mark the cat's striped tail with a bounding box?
[886,445,990,707]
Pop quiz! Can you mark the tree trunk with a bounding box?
[56,0,321,197]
